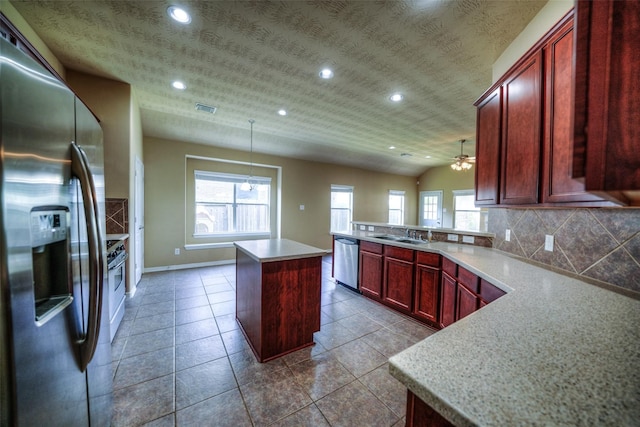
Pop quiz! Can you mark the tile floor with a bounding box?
[111,255,436,426]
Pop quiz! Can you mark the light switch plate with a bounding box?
[505,229,511,242]
[545,235,554,251]
[299,204,305,211]
[447,234,458,242]
[174,248,180,255]
[462,235,475,244]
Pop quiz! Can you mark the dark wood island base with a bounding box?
[234,239,324,363]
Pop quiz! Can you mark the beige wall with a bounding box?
[144,136,418,269]
[417,165,475,228]
[66,70,131,198]
[1,1,65,78]
[493,0,573,81]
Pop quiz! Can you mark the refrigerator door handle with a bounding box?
[70,141,105,372]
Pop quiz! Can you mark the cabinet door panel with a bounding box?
[573,0,640,192]
[439,273,457,328]
[475,88,502,206]
[384,258,413,313]
[542,18,604,203]
[414,264,439,324]
[500,50,543,205]
[359,251,383,300]
[457,284,478,321]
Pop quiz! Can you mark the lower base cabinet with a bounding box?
[359,241,383,300]
[405,390,454,427]
[413,252,441,326]
[383,245,414,313]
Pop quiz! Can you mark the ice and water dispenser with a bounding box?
[30,207,73,325]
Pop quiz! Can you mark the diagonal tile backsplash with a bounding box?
[489,208,640,293]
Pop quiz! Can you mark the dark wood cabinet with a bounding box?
[541,16,608,205]
[500,50,543,205]
[439,272,457,329]
[406,390,454,427]
[383,245,414,313]
[413,252,440,325]
[573,0,640,201]
[475,87,502,206]
[456,283,478,321]
[474,10,622,207]
[359,241,383,300]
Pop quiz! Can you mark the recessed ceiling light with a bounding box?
[425,155,432,159]
[389,146,396,150]
[389,93,404,102]
[278,109,287,116]
[167,6,191,24]
[319,68,334,79]
[172,81,186,90]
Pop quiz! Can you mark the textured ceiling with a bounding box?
[10,0,547,176]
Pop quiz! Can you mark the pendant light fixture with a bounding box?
[451,139,473,171]
[240,119,255,191]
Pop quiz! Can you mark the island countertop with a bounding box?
[332,230,640,426]
[233,238,326,263]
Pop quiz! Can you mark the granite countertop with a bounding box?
[332,230,640,426]
[234,238,326,263]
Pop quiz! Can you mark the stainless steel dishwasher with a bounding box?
[333,238,359,291]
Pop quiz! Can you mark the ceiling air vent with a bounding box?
[195,103,217,114]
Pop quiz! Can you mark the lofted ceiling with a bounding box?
[10,0,547,176]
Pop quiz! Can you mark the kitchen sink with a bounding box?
[372,235,426,245]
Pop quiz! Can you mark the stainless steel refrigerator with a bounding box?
[1,37,113,425]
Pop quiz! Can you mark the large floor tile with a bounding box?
[176,334,227,371]
[121,327,175,359]
[288,353,356,400]
[240,369,313,426]
[315,380,400,427]
[176,388,252,427]
[112,374,174,427]
[175,317,219,345]
[329,338,388,378]
[359,363,408,417]
[270,403,330,427]
[114,347,174,390]
[176,357,237,409]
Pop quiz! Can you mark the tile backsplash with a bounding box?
[488,208,640,293]
[105,198,128,234]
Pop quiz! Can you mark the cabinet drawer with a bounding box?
[442,257,457,277]
[416,251,440,267]
[479,279,507,302]
[360,241,382,254]
[384,245,414,262]
[458,267,479,293]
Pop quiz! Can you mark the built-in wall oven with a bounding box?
[106,240,126,342]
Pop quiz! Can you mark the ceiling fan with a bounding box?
[451,139,475,171]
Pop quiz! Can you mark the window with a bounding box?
[195,171,271,236]
[388,190,405,225]
[453,190,487,232]
[330,185,353,232]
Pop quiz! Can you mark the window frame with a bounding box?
[452,189,487,232]
[194,170,272,238]
[388,190,405,225]
[330,185,354,232]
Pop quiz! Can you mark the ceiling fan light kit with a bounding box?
[451,139,473,171]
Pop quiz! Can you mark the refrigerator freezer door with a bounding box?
[1,37,111,426]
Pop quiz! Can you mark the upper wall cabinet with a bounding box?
[572,0,640,202]
[474,9,627,207]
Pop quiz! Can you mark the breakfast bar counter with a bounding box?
[234,239,325,362]
[332,230,640,426]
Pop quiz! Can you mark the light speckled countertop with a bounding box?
[234,238,326,263]
[334,231,640,426]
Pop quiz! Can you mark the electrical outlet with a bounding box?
[174,248,180,255]
[359,225,365,231]
[447,234,458,242]
[368,226,375,231]
[462,235,475,244]
[544,235,554,252]
[505,229,511,242]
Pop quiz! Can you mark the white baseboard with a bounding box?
[143,259,235,273]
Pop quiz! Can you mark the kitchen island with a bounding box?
[333,230,640,426]
[234,239,325,362]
